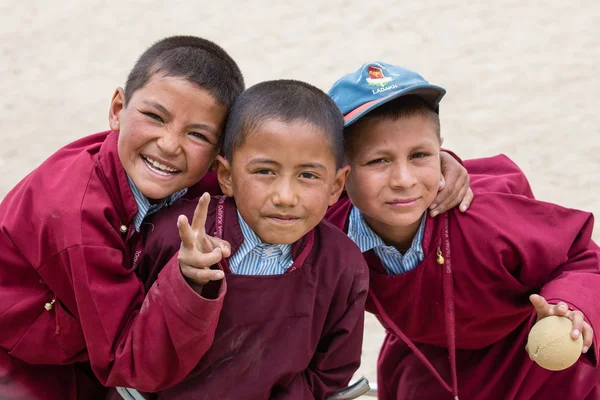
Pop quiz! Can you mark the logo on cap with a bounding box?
[366,65,393,87]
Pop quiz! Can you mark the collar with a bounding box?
[347,206,426,256]
[127,176,187,232]
[229,211,293,265]
[94,130,138,225]
[215,196,313,264]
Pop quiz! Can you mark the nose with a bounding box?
[156,130,181,156]
[389,161,417,189]
[272,178,298,207]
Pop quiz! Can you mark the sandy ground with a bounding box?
[1,0,599,394]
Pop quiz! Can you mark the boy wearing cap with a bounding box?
[326,62,600,399]
[0,36,243,399]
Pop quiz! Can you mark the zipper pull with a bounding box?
[44,298,56,311]
[436,248,445,265]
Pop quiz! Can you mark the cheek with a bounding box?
[346,170,380,200]
[119,119,153,154]
[302,187,329,216]
[232,175,265,203]
[421,167,442,199]
[186,145,218,177]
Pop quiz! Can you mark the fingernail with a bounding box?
[583,346,589,353]
[430,204,438,210]
[573,329,580,337]
[430,210,439,217]
[214,271,224,279]
[559,305,568,311]
[460,205,467,212]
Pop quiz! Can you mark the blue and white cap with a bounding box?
[328,61,446,126]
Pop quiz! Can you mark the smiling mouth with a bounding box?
[141,155,181,177]
[386,198,419,207]
[266,215,300,224]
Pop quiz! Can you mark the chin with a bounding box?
[138,185,175,201]
[381,211,424,227]
[257,230,302,245]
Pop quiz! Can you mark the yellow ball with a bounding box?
[527,315,583,371]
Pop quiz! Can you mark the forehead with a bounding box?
[349,113,438,148]
[236,119,337,164]
[131,74,224,111]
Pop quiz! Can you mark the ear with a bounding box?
[215,155,235,197]
[108,87,126,131]
[328,165,351,206]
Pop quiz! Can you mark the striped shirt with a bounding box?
[347,206,426,275]
[127,177,188,232]
[228,211,294,275]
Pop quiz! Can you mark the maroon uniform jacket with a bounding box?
[0,131,224,399]
[127,195,369,400]
[326,154,600,400]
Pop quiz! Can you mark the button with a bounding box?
[120,225,127,233]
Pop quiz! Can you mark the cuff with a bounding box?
[541,281,599,367]
[157,253,227,322]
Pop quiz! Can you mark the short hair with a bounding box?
[124,36,244,108]
[221,80,345,168]
[345,95,441,153]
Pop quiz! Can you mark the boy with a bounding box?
[116,79,369,400]
[0,36,243,399]
[325,62,600,399]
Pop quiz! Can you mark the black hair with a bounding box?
[124,36,244,108]
[221,79,345,168]
[345,95,441,149]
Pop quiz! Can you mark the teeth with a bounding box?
[143,156,179,173]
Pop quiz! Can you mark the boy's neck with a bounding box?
[362,212,425,252]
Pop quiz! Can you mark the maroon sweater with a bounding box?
[326,154,600,400]
[128,195,369,399]
[0,131,224,399]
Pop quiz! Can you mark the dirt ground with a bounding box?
[1,0,599,392]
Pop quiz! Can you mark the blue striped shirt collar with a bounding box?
[229,211,294,275]
[127,177,187,232]
[347,206,426,275]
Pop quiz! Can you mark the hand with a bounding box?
[529,294,593,354]
[429,151,474,217]
[177,193,231,285]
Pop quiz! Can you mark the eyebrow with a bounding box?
[297,163,327,170]
[144,101,171,118]
[248,158,280,166]
[143,101,217,135]
[247,159,327,170]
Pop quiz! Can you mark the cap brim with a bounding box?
[343,84,446,127]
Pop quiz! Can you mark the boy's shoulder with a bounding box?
[464,153,535,198]
[449,190,593,247]
[1,130,134,253]
[313,217,366,262]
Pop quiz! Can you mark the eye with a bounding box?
[142,112,163,122]
[254,169,275,175]
[299,172,319,180]
[189,132,210,143]
[366,158,388,166]
[410,152,430,160]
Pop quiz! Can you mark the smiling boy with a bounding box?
[0,36,243,399]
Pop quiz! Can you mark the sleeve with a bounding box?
[1,228,226,393]
[272,258,369,400]
[73,245,226,391]
[440,148,464,166]
[464,154,535,198]
[468,193,600,365]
